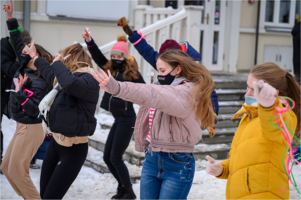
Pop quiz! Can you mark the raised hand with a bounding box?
[17,74,28,92]
[53,54,71,63]
[117,17,133,36]
[82,27,91,42]
[3,0,13,18]
[27,39,37,58]
[253,80,277,108]
[93,69,112,92]
[206,155,223,176]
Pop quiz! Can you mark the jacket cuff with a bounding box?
[85,37,95,47]
[14,89,28,104]
[258,98,282,112]
[6,18,19,30]
[128,31,141,44]
[215,161,229,179]
[105,77,120,96]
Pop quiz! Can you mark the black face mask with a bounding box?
[21,53,32,67]
[112,59,125,70]
[157,68,176,85]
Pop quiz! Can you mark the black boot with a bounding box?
[29,158,40,169]
[120,186,136,199]
[111,185,124,199]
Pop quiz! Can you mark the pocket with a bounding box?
[50,107,79,137]
[168,153,190,164]
[245,168,251,194]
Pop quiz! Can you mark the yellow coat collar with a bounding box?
[232,103,259,121]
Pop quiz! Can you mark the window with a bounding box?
[264,0,296,28]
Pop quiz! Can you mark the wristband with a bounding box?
[30,53,36,58]
[10,25,24,33]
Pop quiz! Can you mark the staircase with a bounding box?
[200,74,247,145]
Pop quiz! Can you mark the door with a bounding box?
[263,45,294,73]
[185,0,226,71]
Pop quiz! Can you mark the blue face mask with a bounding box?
[245,96,257,105]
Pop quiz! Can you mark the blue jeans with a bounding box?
[140,150,195,199]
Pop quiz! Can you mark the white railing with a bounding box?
[82,5,203,84]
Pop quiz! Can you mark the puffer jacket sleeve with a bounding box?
[50,60,99,101]
[34,57,55,86]
[128,31,158,70]
[114,80,192,118]
[14,78,49,117]
[85,38,108,70]
[258,98,297,142]
[7,18,32,68]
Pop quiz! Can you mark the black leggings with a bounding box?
[40,137,88,199]
[103,116,136,187]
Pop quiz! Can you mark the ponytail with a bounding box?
[286,72,300,143]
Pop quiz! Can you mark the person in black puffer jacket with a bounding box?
[1,5,52,199]
[28,43,100,199]
[83,29,145,199]
[0,20,31,173]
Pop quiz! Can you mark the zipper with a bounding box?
[125,101,128,111]
[108,71,119,112]
[108,95,113,111]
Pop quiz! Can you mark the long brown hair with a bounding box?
[53,43,93,87]
[31,44,54,81]
[251,62,301,143]
[158,49,215,129]
[36,44,54,63]
[103,59,139,81]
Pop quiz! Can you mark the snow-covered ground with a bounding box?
[1,111,301,199]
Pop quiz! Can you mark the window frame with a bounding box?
[262,0,296,28]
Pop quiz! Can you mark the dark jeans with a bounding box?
[140,150,195,199]
[40,138,88,199]
[103,116,136,187]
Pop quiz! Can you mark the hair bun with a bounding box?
[117,34,127,42]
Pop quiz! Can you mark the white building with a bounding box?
[1,0,298,78]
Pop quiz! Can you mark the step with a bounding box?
[215,89,246,101]
[201,127,237,144]
[218,101,244,114]
[212,74,248,89]
[215,114,240,128]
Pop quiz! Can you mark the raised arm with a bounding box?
[95,70,192,118]
[118,17,158,70]
[82,28,108,69]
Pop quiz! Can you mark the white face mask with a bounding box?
[245,96,257,105]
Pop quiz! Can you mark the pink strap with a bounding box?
[87,44,94,48]
[132,30,146,46]
[21,89,34,110]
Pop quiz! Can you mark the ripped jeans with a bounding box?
[140,150,195,199]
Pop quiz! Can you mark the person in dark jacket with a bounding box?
[0,21,31,172]
[82,29,145,199]
[27,42,100,199]
[291,21,300,84]
[1,2,53,199]
[117,17,219,119]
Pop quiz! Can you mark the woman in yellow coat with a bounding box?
[206,63,300,199]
